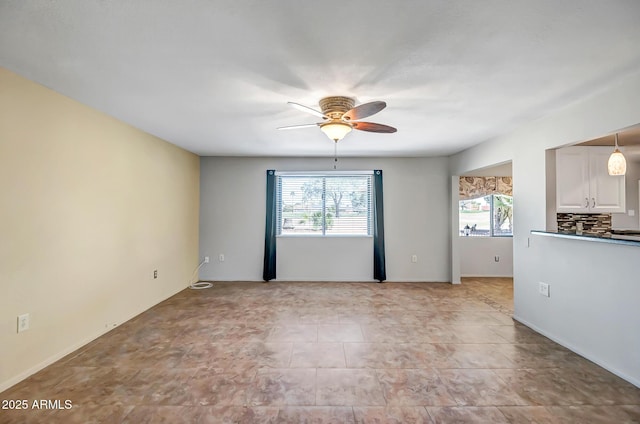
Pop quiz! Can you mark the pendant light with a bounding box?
[607,133,626,176]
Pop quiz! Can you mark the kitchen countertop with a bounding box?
[530,230,640,247]
[610,229,640,241]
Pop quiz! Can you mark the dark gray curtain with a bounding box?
[263,170,277,281]
[373,170,386,282]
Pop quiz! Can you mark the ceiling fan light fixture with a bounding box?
[281,96,396,142]
[320,122,352,142]
[607,133,627,176]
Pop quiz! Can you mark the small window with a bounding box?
[459,194,513,237]
[276,173,373,236]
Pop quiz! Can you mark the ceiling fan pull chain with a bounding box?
[334,141,338,170]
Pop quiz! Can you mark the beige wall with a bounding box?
[0,68,200,391]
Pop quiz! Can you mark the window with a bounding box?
[276,173,373,236]
[459,194,513,237]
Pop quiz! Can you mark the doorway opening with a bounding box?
[452,161,514,283]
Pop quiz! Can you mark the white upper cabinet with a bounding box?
[556,146,625,213]
[556,147,590,212]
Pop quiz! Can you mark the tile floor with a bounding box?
[2,278,639,423]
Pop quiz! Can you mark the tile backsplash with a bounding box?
[557,213,611,237]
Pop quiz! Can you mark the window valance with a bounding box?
[459,176,512,200]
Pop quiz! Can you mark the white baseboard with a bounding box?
[217,279,453,283]
[385,279,452,283]
[0,328,110,393]
[513,314,640,389]
[461,274,514,278]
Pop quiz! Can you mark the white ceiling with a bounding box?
[2,1,640,157]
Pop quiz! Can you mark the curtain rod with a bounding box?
[274,170,375,176]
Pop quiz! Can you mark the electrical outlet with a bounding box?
[219,254,225,262]
[539,282,550,297]
[629,209,635,217]
[153,270,158,279]
[17,313,29,333]
[204,256,210,263]
[411,254,418,263]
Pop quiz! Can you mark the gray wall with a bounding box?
[450,69,640,387]
[459,237,513,277]
[199,156,450,282]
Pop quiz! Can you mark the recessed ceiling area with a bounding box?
[578,126,640,147]
[576,126,640,161]
[1,1,640,157]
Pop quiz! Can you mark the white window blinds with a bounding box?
[276,173,373,236]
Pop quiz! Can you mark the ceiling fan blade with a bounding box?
[352,121,397,133]
[277,123,320,130]
[288,102,328,119]
[343,101,386,121]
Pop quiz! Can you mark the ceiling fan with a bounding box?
[277,96,397,142]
